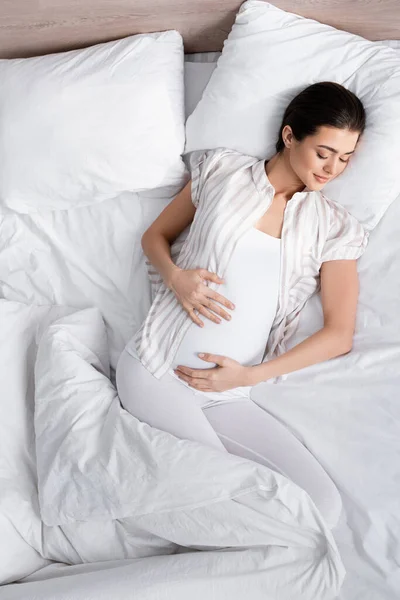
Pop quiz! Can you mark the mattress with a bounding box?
[0,50,399,600]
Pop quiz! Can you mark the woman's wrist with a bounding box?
[164,265,182,290]
[244,363,272,386]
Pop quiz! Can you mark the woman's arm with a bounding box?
[141,181,195,288]
[246,259,359,385]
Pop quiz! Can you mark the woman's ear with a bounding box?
[281,125,293,148]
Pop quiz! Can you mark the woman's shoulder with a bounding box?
[185,146,258,185]
[186,146,258,169]
[319,191,345,211]
[318,191,367,235]
[319,191,357,219]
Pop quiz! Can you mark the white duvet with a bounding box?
[0,300,344,599]
[1,185,400,599]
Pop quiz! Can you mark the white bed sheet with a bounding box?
[1,49,400,598]
[1,174,399,600]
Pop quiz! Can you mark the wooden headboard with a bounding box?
[1,0,399,59]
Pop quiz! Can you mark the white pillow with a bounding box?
[185,1,400,230]
[0,31,186,213]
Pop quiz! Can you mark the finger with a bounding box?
[195,384,213,392]
[200,270,224,285]
[207,290,235,312]
[203,299,232,321]
[175,366,210,379]
[196,304,222,324]
[175,372,194,385]
[186,307,204,328]
[182,376,211,390]
[198,353,226,365]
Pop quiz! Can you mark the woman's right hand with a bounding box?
[168,267,235,327]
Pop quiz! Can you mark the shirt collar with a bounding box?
[252,157,312,197]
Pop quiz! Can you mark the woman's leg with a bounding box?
[203,399,342,529]
[115,348,227,451]
[116,348,341,528]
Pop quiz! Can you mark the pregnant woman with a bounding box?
[116,82,369,529]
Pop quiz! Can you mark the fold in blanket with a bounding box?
[33,307,345,599]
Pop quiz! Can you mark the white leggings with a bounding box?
[116,348,342,529]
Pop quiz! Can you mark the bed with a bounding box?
[1,1,400,599]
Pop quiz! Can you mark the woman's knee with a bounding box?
[204,400,343,529]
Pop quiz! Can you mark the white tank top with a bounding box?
[172,227,281,371]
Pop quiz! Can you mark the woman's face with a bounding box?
[282,124,360,190]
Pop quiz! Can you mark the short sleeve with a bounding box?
[320,200,370,263]
[186,147,231,208]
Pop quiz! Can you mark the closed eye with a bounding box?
[317,152,349,164]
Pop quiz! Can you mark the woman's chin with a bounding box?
[308,177,325,190]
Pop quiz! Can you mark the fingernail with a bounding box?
[198,353,205,358]
[227,315,231,320]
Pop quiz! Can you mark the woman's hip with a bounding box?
[115,347,227,450]
[118,344,252,409]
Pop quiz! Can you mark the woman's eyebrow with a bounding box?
[317,144,355,155]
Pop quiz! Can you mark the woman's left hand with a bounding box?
[174,353,250,392]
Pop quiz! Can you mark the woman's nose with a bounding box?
[325,158,342,176]
[324,163,336,176]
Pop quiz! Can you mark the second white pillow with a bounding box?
[185,1,400,230]
[0,31,186,212]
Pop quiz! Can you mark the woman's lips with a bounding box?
[314,174,329,183]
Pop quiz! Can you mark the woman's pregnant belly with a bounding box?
[172,228,281,370]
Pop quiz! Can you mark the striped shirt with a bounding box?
[129,147,369,383]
